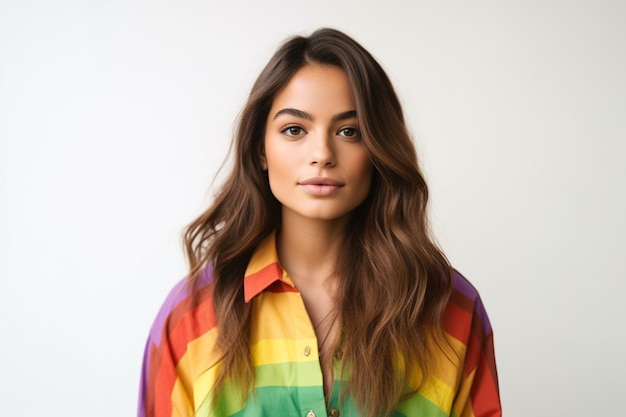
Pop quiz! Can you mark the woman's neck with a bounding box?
[276,211,349,290]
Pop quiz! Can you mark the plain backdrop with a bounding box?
[1,0,624,416]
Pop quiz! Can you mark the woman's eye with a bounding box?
[281,126,305,137]
[338,127,360,139]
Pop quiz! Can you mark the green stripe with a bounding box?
[197,382,448,417]
[195,362,447,416]
[231,386,327,417]
[394,391,450,417]
[255,361,323,387]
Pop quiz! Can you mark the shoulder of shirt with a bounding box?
[445,268,494,339]
[146,264,216,347]
[451,268,482,302]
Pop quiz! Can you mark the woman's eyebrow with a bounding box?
[273,108,312,120]
[332,110,357,123]
[272,108,357,122]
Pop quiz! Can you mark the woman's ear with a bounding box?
[260,154,267,170]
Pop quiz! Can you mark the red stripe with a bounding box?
[469,333,501,416]
[244,262,283,301]
[443,298,473,343]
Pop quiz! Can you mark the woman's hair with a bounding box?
[183,28,453,417]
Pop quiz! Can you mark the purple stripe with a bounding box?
[137,339,150,417]
[453,270,492,334]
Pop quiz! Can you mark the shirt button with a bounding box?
[306,411,316,417]
[328,408,340,417]
[304,346,311,356]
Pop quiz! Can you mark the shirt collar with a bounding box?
[243,231,295,302]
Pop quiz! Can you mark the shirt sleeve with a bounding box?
[450,280,501,417]
[137,278,198,417]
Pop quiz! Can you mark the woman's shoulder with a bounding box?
[145,264,216,349]
[450,269,482,302]
[443,269,494,342]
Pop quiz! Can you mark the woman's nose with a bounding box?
[309,132,336,167]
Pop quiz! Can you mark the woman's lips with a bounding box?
[298,177,344,196]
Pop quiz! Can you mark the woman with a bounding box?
[139,28,501,417]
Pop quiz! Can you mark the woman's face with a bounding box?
[263,64,373,224]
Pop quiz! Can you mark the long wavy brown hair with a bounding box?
[183,28,453,417]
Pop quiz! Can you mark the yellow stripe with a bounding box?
[396,333,467,415]
[174,327,222,411]
[170,379,194,417]
[251,338,319,365]
[250,291,315,342]
[417,374,456,414]
[429,335,467,388]
[452,368,477,417]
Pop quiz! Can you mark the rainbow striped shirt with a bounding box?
[138,234,501,417]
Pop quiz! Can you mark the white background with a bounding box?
[1,0,624,416]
